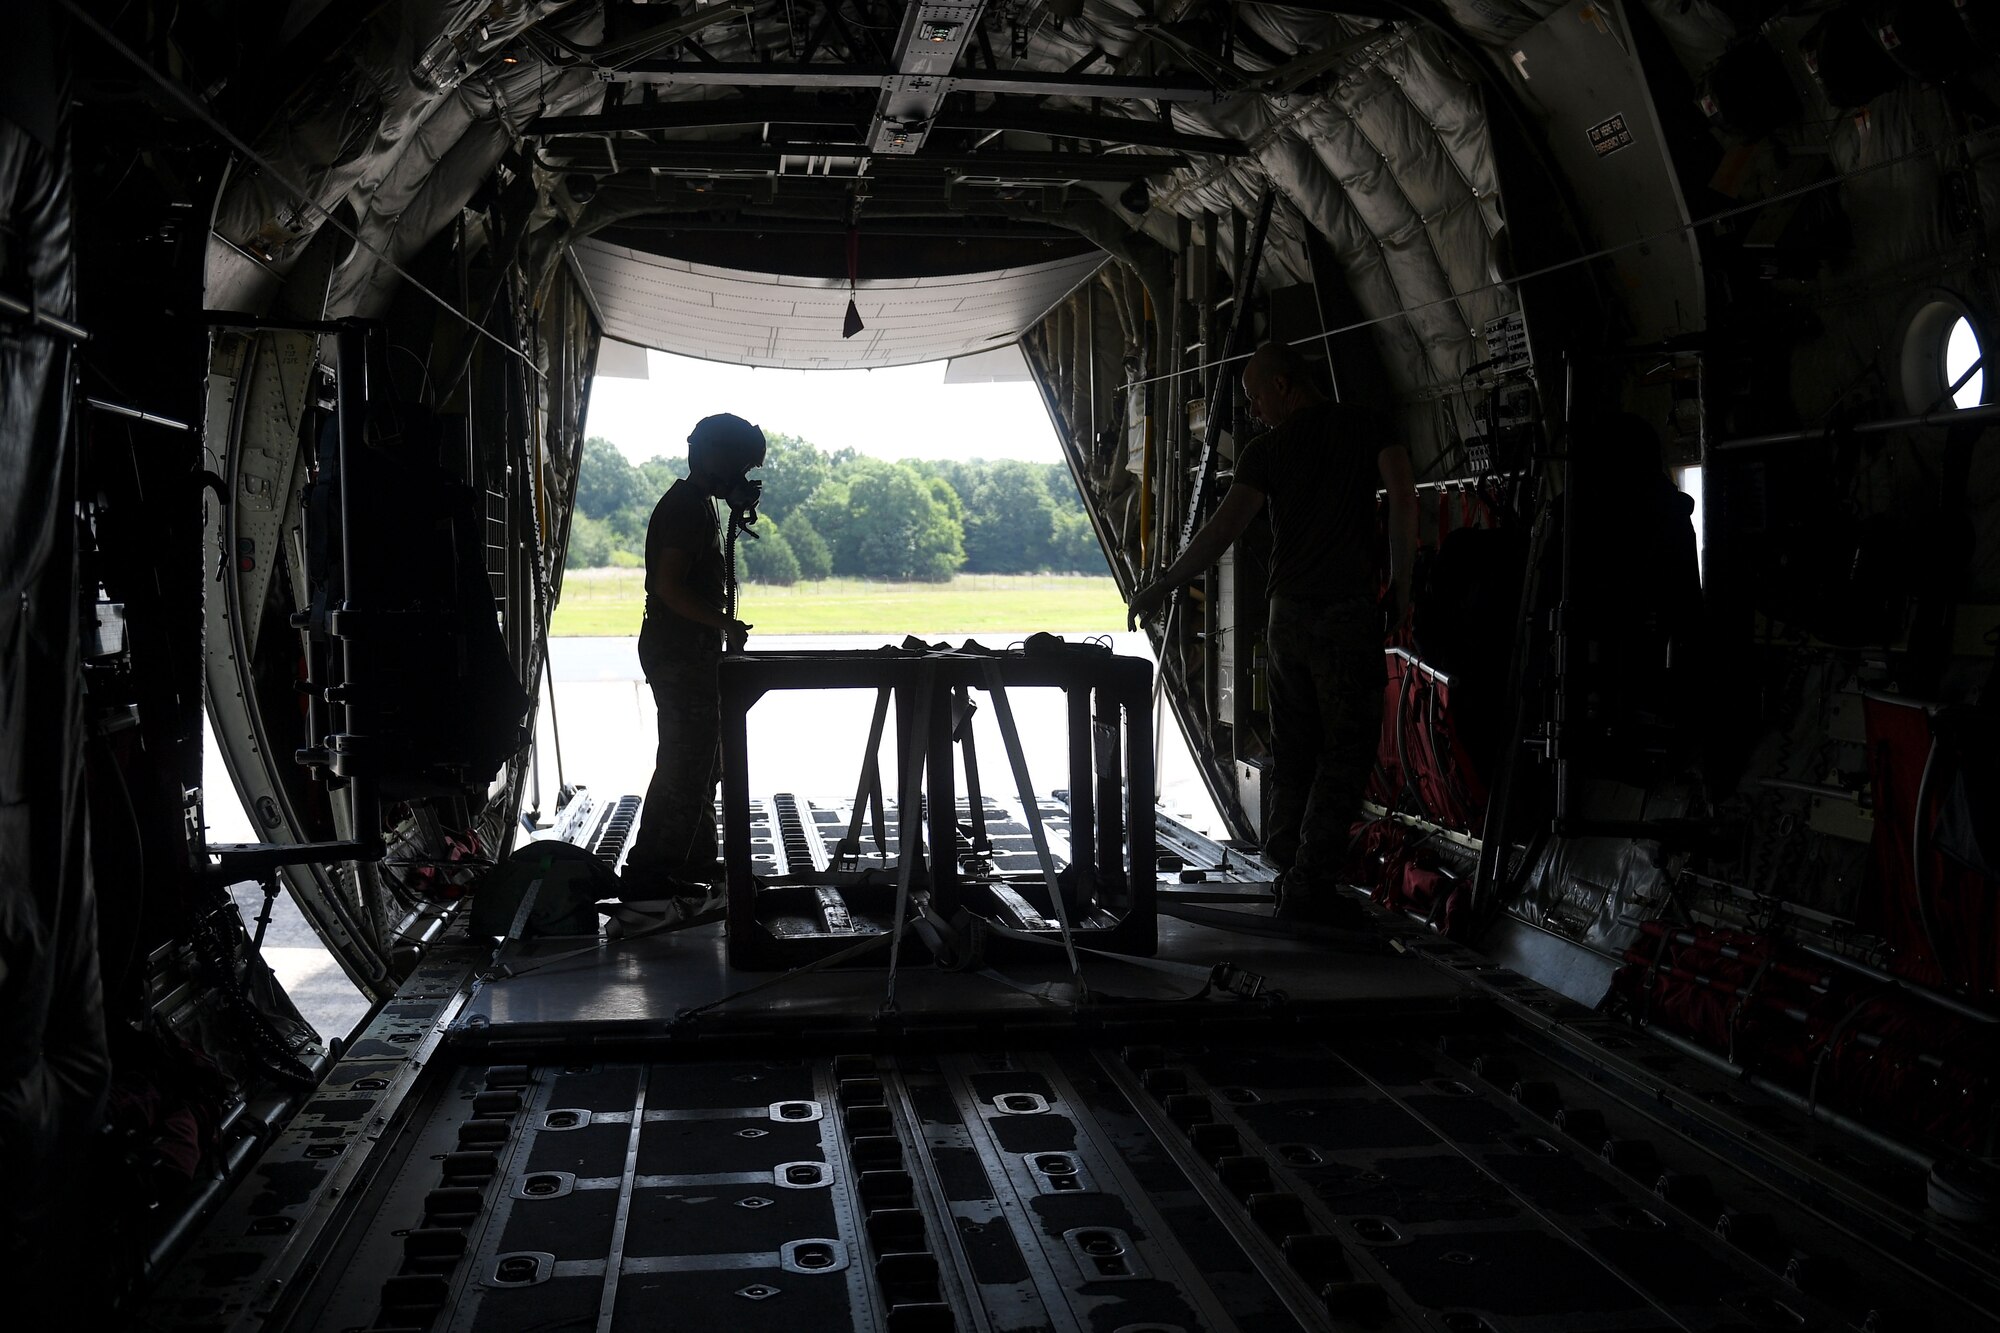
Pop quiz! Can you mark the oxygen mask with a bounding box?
[725,475,764,526]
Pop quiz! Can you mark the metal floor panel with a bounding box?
[457,912,1472,1039]
[148,806,2000,1333]
[298,1052,1304,1333]
[273,1028,2000,1333]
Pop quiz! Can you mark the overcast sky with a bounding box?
[584,346,1063,467]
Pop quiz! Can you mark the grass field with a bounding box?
[550,569,1127,636]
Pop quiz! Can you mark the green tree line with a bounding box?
[564,432,1108,583]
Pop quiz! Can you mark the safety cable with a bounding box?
[59,0,545,380]
[1119,116,2000,395]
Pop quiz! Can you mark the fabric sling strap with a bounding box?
[979,658,1086,997]
[835,686,893,868]
[955,686,993,855]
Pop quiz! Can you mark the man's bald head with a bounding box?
[1242,342,1323,428]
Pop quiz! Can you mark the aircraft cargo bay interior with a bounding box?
[5,1,2000,1330]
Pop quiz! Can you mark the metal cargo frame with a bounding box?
[717,647,1157,969]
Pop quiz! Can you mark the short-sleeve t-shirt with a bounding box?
[1232,400,1388,604]
[640,478,725,658]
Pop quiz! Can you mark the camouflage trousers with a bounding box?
[623,645,721,892]
[1262,594,1386,879]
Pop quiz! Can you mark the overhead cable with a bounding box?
[60,0,545,379]
[1123,117,2000,394]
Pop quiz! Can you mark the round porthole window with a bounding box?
[1901,298,1988,414]
[1945,315,1983,409]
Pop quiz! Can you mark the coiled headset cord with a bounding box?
[722,506,758,644]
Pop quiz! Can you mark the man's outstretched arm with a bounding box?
[1127,484,1266,628]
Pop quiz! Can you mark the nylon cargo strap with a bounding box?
[880,665,937,1015]
[503,877,545,943]
[954,686,992,856]
[487,895,728,982]
[834,686,893,869]
[480,877,548,978]
[979,659,1085,1000]
[909,902,1266,1006]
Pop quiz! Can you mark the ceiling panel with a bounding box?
[571,238,1105,370]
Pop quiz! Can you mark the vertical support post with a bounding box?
[1231,210,1246,324]
[297,394,332,770]
[926,671,959,913]
[1139,288,1156,571]
[1177,185,1275,556]
[1065,685,1095,900]
[1094,693,1124,894]
[1163,214,1192,570]
[1230,207,1247,446]
[331,320,381,853]
[1552,356,1576,832]
[1119,663,1158,954]
[1085,279,1098,471]
[718,664,761,968]
[1201,211,1219,398]
[892,674,922,871]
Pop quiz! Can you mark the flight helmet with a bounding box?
[688,412,767,497]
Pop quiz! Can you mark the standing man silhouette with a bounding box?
[619,413,765,913]
[1128,343,1418,920]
